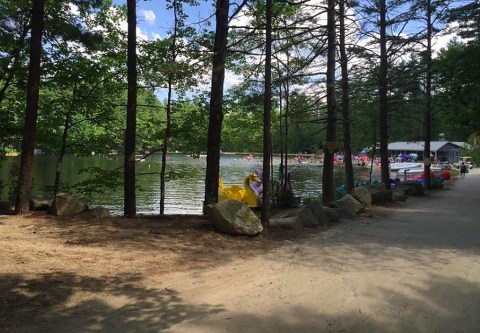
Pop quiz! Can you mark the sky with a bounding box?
[111,0,215,41]
[110,0,245,99]
[109,0,460,100]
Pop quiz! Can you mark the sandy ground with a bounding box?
[1,169,480,333]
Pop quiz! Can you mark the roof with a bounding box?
[388,141,464,152]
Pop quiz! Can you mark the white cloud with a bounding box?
[137,27,149,41]
[140,9,156,25]
[152,32,162,40]
[224,69,244,90]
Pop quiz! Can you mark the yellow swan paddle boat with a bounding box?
[219,173,262,208]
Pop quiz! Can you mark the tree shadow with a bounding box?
[0,272,224,332]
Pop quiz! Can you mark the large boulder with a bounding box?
[323,206,340,223]
[205,199,263,236]
[89,206,111,217]
[351,186,372,208]
[328,194,365,218]
[395,183,416,196]
[367,183,393,205]
[50,193,88,216]
[269,216,303,230]
[270,206,320,229]
[392,188,408,202]
[370,190,393,204]
[306,201,328,226]
[399,181,425,195]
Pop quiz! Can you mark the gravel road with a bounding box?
[14,169,480,333]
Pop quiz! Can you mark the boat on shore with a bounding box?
[389,162,421,172]
[396,166,442,180]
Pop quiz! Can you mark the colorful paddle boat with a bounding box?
[219,173,262,208]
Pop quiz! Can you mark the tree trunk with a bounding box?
[160,0,179,215]
[379,0,390,189]
[204,0,230,208]
[124,0,137,216]
[322,0,337,204]
[261,0,273,227]
[423,0,432,192]
[283,78,290,192]
[15,0,45,215]
[339,0,354,194]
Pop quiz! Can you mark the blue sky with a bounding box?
[112,0,215,41]
[108,0,459,100]
[110,0,248,99]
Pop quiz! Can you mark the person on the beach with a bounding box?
[460,162,467,179]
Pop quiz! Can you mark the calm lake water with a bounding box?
[0,154,380,215]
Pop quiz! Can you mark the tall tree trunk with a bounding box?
[279,83,284,191]
[261,0,273,226]
[15,0,45,215]
[160,74,173,215]
[322,0,337,204]
[204,0,230,208]
[160,0,179,215]
[339,0,354,194]
[124,0,137,216]
[423,0,432,192]
[283,78,290,192]
[379,0,390,189]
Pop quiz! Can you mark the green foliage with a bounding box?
[447,1,480,40]
[171,97,208,154]
[434,39,480,140]
[275,189,300,208]
[460,133,480,164]
[6,160,19,202]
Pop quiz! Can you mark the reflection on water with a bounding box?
[0,154,381,215]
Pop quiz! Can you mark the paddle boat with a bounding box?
[396,166,442,181]
[389,162,421,172]
[219,172,262,208]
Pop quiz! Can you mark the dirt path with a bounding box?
[4,170,480,333]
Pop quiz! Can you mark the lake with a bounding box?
[0,154,380,215]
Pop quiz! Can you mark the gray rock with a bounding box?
[367,183,393,204]
[402,181,425,195]
[395,183,416,195]
[306,201,328,226]
[271,206,320,228]
[298,207,320,227]
[269,216,303,230]
[205,199,263,236]
[392,189,408,202]
[370,190,393,204]
[329,194,365,218]
[323,206,340,223]
[351,186,372,208]
[90,206,111,217]
[50,193,88,216]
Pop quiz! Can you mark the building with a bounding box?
[388,141,466,163]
